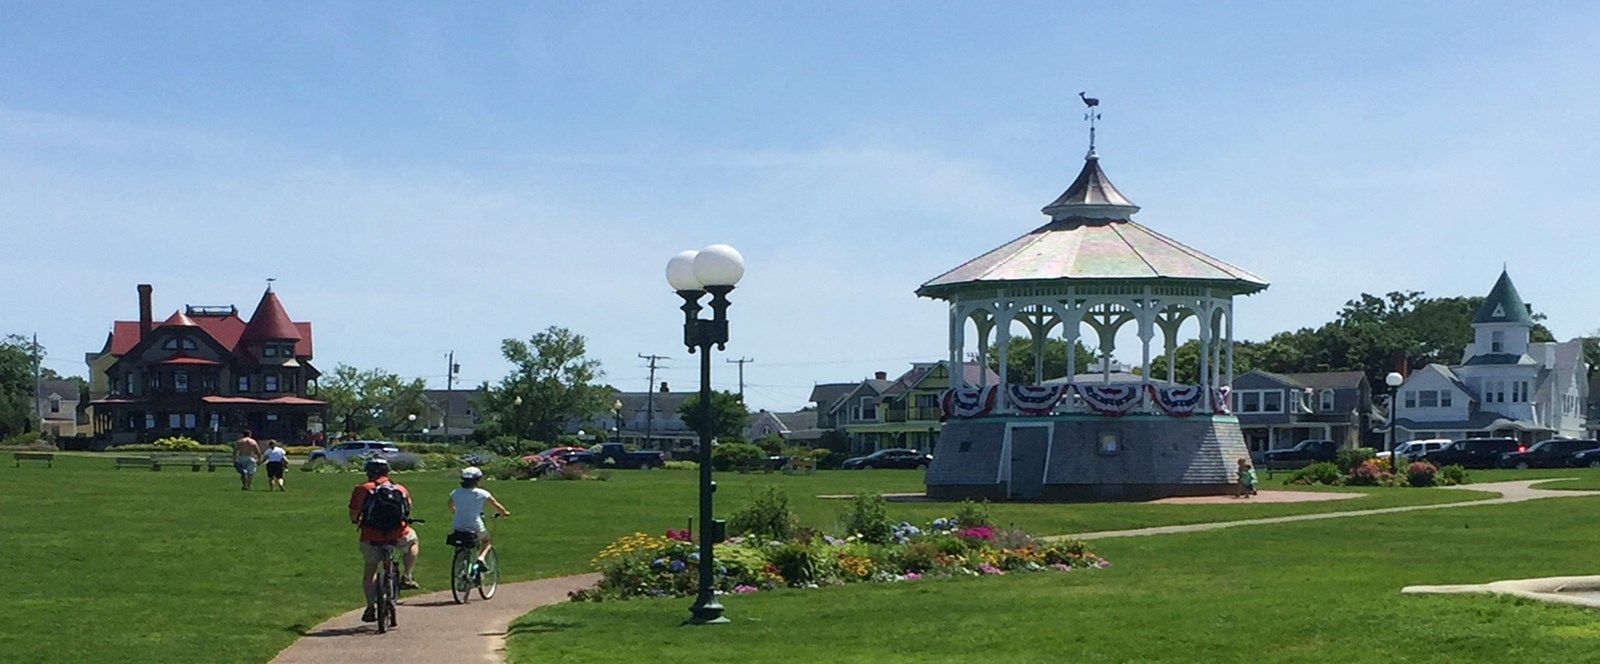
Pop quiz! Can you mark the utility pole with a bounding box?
[444,351,458,437]
[727,357,754,401]
[32,333,42,434]
[639,353,668,449]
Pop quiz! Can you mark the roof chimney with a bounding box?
[874,371,887,381]
[659,381,669,393]
[1392,350,1408,377]
[138,284,154,341]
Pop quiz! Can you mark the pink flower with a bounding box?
[977,563,1004,575]
[665,529,692,542]
[956,526,995,541]
[732,584,759,593]
[902,572,922,581]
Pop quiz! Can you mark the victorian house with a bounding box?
[86,284,326,444]
[1390,271,1588,443]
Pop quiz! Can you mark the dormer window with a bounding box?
[164,338,178,350]
[1491,331,1504,353]
[1319,389,1335,412]
[264,346,278,358]
[265,375,279,393]
[49,396,61,414]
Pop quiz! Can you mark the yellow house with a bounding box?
[841,361,997,454]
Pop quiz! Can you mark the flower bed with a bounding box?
[569,517,1108,602]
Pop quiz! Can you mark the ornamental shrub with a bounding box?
[1406,461,1438,487]
[1335,447,1376,472]
[841,492,893,544]
[729,486,799,541]
[768,542,825,586]
[151,435,202,450]
[1436,464,1470,486]
[711,442,766,472]
[1288,461,1343,486]
[1344,459,1390,486]
[953,499,993,527]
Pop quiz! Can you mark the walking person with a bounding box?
[1236,457,1258,498]
[233,429,262,491]
[263,440,288,492]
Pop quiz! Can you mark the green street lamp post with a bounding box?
[666,244,744,626]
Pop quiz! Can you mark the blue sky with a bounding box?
[4,2,1598,412]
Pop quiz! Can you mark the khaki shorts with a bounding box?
[359,529,418,563]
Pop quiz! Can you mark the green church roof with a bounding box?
[1473,270,1534,325]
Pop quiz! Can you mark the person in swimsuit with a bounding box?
[233,429,261,491]
[263,440,288,492]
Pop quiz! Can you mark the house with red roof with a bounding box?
[85,284,327,444]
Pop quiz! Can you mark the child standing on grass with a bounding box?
[1237,458,1258,498]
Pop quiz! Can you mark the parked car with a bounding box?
[1376,439,1452,464]
[586,442,665,469]
[1423,438,1524,469]
[307,440,403,464]
[1258,439,1338,468]
[841,448,933,470]
[1499,439,1600,469]
[1567,445,1600,468]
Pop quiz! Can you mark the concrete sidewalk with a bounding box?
[270,573,599,664]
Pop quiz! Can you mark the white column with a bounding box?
[949,303,965,391]
[1197,301,1213,412]
[1224,302,1235,388]
[1031,308,1046,384]
[995,304,1013,412]
[1138,294,1155,413]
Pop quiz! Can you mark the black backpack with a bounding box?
[361,481,409,531]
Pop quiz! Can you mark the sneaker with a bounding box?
[399,576,420,589]
[361,606,377,623]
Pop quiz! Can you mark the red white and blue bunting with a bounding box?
[940,385,999,420]
[1212,386,1232,415]
[1146,384,1204,417]
[1007,384,1067,415]
[1073,384,1143,416]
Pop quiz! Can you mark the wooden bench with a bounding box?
[152,454,203,472]
[782,458,817,475]
[12,452,54,467]
[114,456,153,470]
[206,454,233,472]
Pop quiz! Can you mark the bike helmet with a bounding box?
[363,457,391,476]
[460,466,484,480]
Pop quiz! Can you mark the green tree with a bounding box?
[0,339,34,437]
[1145,339,1260,385]
[678,390,751,442]
[986,337,1099,382]
[317,364,428,435]
[482,326,608,443]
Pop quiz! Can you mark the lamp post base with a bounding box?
[686,596,730,625]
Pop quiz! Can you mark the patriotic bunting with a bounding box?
[1007,384,1067,415]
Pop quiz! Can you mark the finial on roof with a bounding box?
[266,277,276,292]
[1079,91,1101,159]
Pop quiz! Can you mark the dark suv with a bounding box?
[1423,438,1524,469]
[1499,439,1600,469]
[1259,439,1338,468]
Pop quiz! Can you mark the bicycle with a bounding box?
[448,514,502,604]
[372,517,424,634]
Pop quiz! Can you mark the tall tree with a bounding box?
[483,326,608,442]
[678,390,751,442]
[0,337,35,436]
[985,337,1099,382]
[317,364,428,434]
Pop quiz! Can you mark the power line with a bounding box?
[727,357,754,401]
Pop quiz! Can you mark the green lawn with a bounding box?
[0,456,1546,663]
[509,494,1600,663]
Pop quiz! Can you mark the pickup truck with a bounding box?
[1257,439,1338,469]
[587,443,665,469]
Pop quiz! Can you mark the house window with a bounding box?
[174,371,189,394]
[1262,391,1283,413]
[238,375,251,392]
[169,413,182,429]
[163,338,178,350]
[860,397,877,421]
[1232,390,1283,414]
[1404,391,1417,408]
[49,396,61,414]
[1320,389,1335,412]
[148,373,162,392]
[1098,431,1121,455]
[145,413,156,430]
[1491,331,1504,353]
[265,375,279,393]
[183,413,196,429]
[264,345,278,358]
[183,338,196,350]
[1419,391,1438,408]
[266,414,278,422]
[1440,391,1453,408]
[209,413,220,431]
[283,374,296,393]
[125,373,136,395]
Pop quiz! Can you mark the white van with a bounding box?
[1393,438,1452,462]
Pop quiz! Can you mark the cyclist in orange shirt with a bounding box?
[349,459,420,622]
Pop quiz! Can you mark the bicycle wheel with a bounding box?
[375,563,390,634]
[450,547,472,604]
[477,548,499,600]
[387,564,400,628]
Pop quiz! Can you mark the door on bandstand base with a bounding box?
[1006,424,1051,500]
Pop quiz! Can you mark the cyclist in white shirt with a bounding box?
[448,467,510,575]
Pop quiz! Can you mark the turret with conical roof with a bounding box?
[241,287,303,343]
[1465,269,1533,363]
[1473,269,1534,325]
[1041,151,1141,221]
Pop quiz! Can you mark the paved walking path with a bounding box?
[271,480,1596,664]
[269,573,598,664]
[1056,480,1600,541]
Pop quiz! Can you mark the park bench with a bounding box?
[782,458,817,476]
[151,453,203,472]
[12,452,54,468]
[205,454,233,472]
[114,456,153,470]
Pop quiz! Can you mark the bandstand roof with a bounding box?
[917,154,1268,299]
